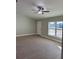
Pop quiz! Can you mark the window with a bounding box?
[48,22,55,36]
[48,21,63,39]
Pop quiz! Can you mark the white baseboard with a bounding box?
[16,33,36,37]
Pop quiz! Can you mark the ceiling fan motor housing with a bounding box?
[37,6,44,11]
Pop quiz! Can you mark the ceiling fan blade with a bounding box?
[43,11,50,12]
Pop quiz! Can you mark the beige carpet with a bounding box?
[16,35,62,59]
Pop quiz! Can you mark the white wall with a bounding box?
[16,14,36,35]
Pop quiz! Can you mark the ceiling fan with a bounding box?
[37,6,50,14]
[33,5,50,14]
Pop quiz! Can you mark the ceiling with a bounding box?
[16,0,63,19]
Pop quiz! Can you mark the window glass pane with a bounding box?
[56,21,63,29]
[56,21,63,38]
[48,29,55,36]
[56,29,62,38]
[48,22,55,29]
[48,22,55,36]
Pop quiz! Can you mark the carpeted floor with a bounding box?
[16,35,62,59]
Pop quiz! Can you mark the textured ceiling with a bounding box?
[16,0,63,19]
